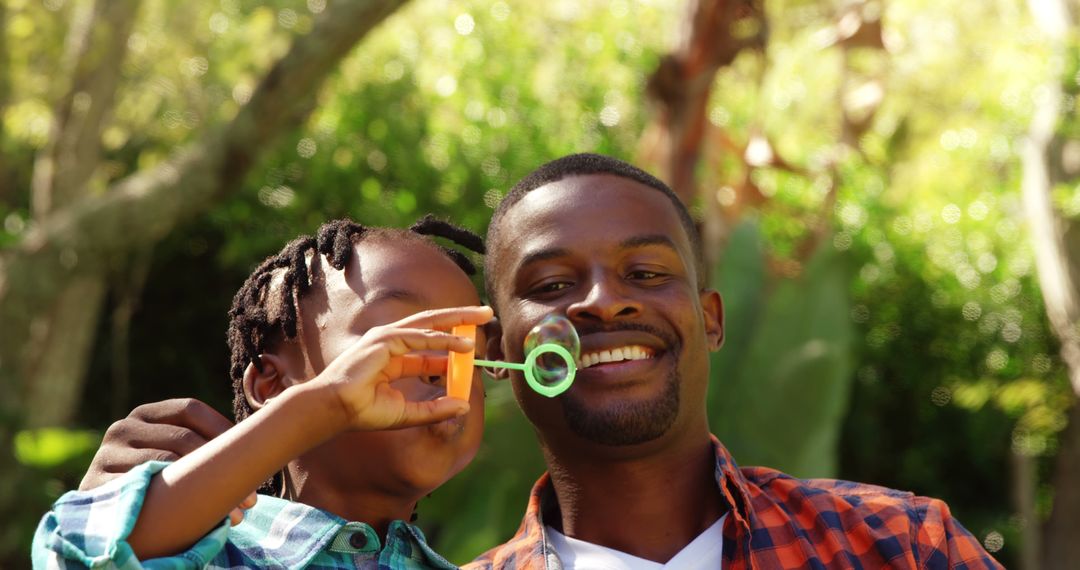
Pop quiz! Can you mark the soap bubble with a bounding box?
[523,314,580,386]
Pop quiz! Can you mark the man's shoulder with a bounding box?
[740,464,932,525]
[736,466,1001,568]
[743,465,917,501]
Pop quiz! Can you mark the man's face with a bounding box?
[489,174,723,453]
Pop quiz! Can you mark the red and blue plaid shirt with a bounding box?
[466,436,1002,569]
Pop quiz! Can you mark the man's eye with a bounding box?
[628,270,661,280]
[533,281,572,294]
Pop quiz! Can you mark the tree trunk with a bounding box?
[0,0,411,560]
[18,0,140,429]
[1021,0,1080,565]
[1043,401,1080,567]
[641,0,764,206]
[1011,447,1041,570]
[0,2,11,204]
[31,0,139,216]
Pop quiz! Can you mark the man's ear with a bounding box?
[483,317,509,380]
[701,289,724,351]
[242,354,292,410]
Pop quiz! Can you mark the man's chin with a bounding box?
[560,388,679,447]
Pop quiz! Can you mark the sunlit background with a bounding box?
[3,0,1078,567]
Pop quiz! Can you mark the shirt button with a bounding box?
[348,532,368,549]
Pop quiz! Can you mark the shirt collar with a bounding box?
[708,434,757,534]
[518,436,757,549]
[238,495,448,568]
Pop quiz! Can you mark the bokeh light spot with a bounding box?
[490,2,510,21]
[962,302,982,321]
[986,349,1008,371]
[983,531,1004,553]
[455,13,475,36]
[941,204,962,224]
[599,105,621,127]
[930,386,952,407]
[278,9,298,29]
[296,138,317,159]
[483,188,503,209]
[435,75,458,97]
[209,13,229,34]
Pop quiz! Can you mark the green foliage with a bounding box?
[15,428,100,469]
[710,220,856,478]
[8,429,100,564]
[4,0,1077,566]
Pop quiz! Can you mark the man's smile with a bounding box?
[579,345,655,369]
[569,328,675,380]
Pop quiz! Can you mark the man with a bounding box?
[81,154,1002,568]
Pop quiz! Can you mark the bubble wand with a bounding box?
[448,315,580,400]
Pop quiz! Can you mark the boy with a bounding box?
[34,217,492,569]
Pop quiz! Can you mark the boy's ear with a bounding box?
[483,317,509,380]
[701,289,724,351]
[242,354,291,410]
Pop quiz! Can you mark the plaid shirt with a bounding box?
[33,461,458,570]
[466,437,1003,569]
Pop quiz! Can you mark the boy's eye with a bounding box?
[628,270,662,280]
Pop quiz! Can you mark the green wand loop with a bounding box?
[447,315,580,399]
[474,342,577,398]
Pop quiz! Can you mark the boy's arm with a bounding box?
[126,382,346,559]
[125,306,489,560]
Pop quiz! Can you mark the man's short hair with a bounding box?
[484,153,704,301]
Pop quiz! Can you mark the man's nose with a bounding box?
[566,274,642,323]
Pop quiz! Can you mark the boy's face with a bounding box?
[285,237,485,496]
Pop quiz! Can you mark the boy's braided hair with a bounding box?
[226,215,484,426]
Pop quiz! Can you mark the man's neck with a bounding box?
[541,432,726,564]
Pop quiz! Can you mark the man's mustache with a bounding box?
[572,322,680,350]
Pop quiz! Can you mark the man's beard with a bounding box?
[560,362,681,446]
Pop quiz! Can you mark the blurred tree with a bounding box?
[1021,0,1080,566]
[643,1,1073,568]
[0,0,413,560]
[4,0,1075,568]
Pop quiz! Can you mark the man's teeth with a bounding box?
[579,346,654,368]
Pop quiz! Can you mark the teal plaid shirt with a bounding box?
[33,461,459,569]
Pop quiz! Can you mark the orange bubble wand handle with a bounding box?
[447,324,477,401]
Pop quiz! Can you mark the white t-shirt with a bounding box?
[545,514,727,570]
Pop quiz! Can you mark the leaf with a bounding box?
[710,227,855,478]
[14,428,100,469]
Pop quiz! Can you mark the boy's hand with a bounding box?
[320,306,493,431]
[81,398,257,523]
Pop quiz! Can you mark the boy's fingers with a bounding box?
[393,398,471,429]
[393,306,494,330]
[388,354,451,379]
[228,493,258,526]
[382,329,475,357]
